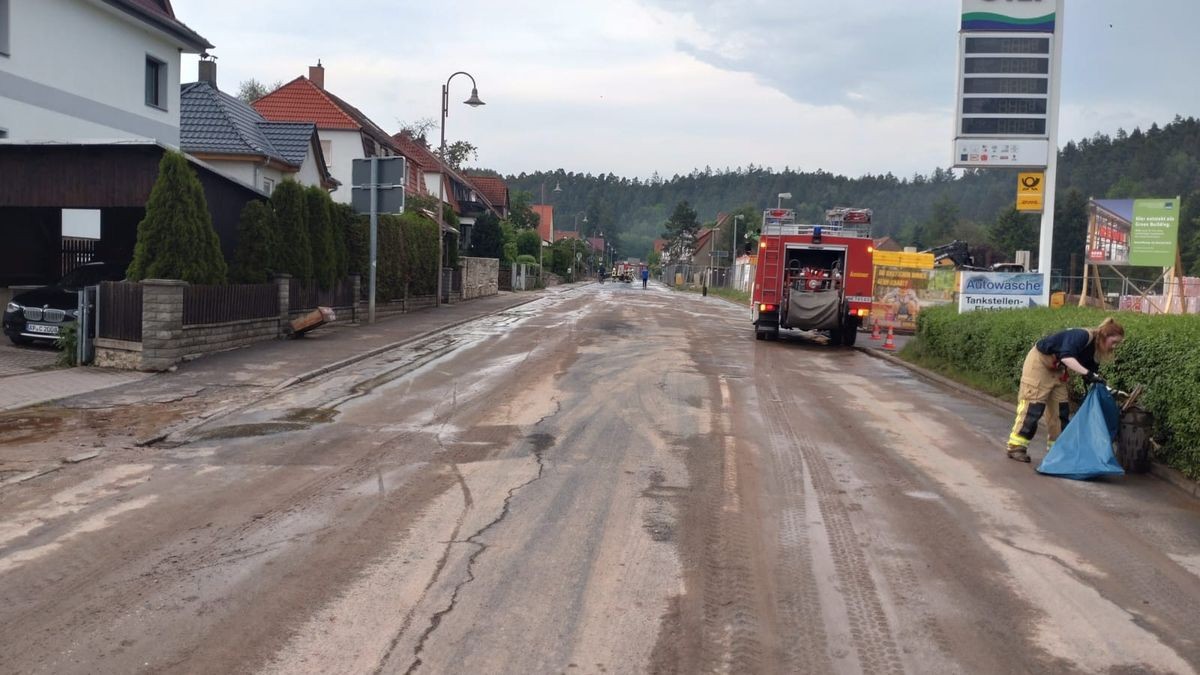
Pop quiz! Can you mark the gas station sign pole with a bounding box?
[953,0,1064,306]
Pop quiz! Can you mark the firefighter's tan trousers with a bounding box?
[1008,346,1070,450]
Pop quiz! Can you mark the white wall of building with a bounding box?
[322,129,364,205]
[199,159,287,194]
[296,150,326,194]
[0,0,188,144]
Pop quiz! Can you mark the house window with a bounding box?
[320,140,332,168]
[0,0,10,56]
[145,55,167,109]
[263,177,275,194]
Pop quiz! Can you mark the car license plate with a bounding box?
[26,323,60,335]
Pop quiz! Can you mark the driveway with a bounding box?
[0,340,59,378]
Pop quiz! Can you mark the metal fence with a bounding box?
[184,283,277,326]
[498,265,513,291]
[661,263,734,288]
[290,277,355,313]
[97,281,143,342]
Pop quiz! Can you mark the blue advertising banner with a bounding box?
[958,272,1045,312]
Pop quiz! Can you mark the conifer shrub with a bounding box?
[229,200,279,283]
[330,202,355,279]
[305,186,337,290]
[401,212,439,297]
[911,304,1200,478]
[270,181,312,282]
[127,151,227,284]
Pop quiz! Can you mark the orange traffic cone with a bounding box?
[870,321,882,341]
[882,326,897,351]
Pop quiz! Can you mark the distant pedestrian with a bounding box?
[1006,317,1126,463]
[641,267,649,289]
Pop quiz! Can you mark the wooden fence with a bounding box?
[61,237,96,276]
[97,281,143,342]
[289,278,356,313]
[183,283,277,326]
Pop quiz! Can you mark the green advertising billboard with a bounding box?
[1129,198,1181,267]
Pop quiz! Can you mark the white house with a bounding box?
[180,59,336,195]
[0,0,211,145]
[253,62,403,205]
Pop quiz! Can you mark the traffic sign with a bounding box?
[1016,171,1045,212]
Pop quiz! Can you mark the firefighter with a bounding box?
[1006,317,1126,462]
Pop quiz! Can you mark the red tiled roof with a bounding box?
[532,204,554,242]
[653,239,666,253]
[466,175,508,208]
[556,231,580,241]
[588,237,605,253]
[391,133,442,171]
[111,0,212,50]
[252,77,359,130]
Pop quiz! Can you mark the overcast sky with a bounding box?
[179,0,1200,181]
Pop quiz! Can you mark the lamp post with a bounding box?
[732,214,745,290]
[777,192,792,210]
[437,71,485,307]
[573,212,587,280]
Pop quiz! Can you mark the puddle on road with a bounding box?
[281,407,339,425]
[192,421,310,441]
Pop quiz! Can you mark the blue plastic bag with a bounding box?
[1037,384,1125,480]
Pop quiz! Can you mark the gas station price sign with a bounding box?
[953,0,1059,169]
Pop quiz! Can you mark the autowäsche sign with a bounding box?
[958,272,1045,312]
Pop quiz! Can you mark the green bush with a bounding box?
[55,322,78,367]
[230,200,279,283]
[305,186,337,290]
[270,181,312,282]
[330,203,354,279]
[911,305,1200,479]
[127,151,227,284]
[401,212,439,296]
[516,229,541,258]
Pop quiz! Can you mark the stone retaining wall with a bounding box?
[460,257,499,300]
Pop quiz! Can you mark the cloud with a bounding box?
[174,0,1200,180]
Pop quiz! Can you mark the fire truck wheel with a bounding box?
[755,330,765,341]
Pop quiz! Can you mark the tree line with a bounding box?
[500,115,1200,276]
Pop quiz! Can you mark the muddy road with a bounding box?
[2,283,1199,674]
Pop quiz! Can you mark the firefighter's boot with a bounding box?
[1006,444,1031,463]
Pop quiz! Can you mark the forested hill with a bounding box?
[498,116,1200,271]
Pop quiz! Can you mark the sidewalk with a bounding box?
[0,288,576,412]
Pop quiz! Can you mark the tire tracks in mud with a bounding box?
[761,377,904,675]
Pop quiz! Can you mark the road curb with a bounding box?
[855,345,1016,415]
[856,344,1200,500]
[271,295,545,391]
[138,293,550,447]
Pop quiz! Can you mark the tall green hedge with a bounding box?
[912,305,1200,478]
[342,212,439,299]
[271,181,312,282]
[229,200,278,283]
[305,186,337,290]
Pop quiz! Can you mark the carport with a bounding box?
[0,141,266,292]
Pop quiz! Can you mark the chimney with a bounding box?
[198,54,217,87]
[309,60,324,89]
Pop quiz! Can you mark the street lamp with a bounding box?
[777,192,792,209]
[437,71,485,307]
[572,212,587,280]
[732,214,745,290]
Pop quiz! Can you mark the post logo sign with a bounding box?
[1016,172,1045,212]
[958,272,1045,312]
[962,0,1057,33]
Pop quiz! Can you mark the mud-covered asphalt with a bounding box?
[2,282,1199,674]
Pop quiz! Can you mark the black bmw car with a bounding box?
[3,262,128,345]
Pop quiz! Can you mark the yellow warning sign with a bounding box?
[1017,171,1045,212]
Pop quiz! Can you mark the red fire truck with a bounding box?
[751,207,875,345]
